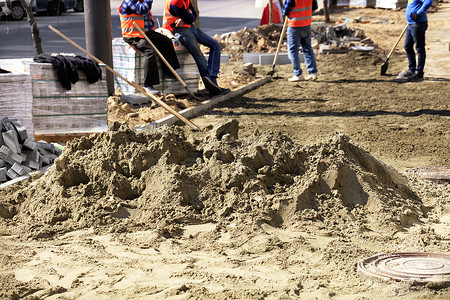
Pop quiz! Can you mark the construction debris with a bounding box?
[213,22,374,61]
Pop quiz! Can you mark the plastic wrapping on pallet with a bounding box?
[0,59,108,136]
[24,62,108,135]
[112,37,200,95]
[0,73,34,139]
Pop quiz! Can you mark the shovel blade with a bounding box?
[380,59,389,75]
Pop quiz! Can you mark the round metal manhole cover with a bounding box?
[357,252,450,285]
[418,167,450,183]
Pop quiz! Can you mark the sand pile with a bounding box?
[0,120,423,239]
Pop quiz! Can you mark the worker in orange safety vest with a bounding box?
[282,0,319,82]
[162,0,230,96]
[119,0,180,95]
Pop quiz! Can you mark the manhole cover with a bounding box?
[418,167,450,183]
[358,252,450,285]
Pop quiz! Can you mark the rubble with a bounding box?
[212,22,375,61]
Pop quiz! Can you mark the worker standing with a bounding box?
[119,0,180,95]
[282,0,318,82]
[398,0,433,82]
[162,0,230,96]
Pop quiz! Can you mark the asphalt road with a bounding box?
[0,1,262,59]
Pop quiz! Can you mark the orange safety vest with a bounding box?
[287,0,312,27]
[163,0,191,32]
[118,0,154,38]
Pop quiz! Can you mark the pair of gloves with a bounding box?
[410,13,420,21]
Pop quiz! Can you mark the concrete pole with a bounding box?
[84,0,114,95]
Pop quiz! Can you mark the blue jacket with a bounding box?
[405,0,432,24]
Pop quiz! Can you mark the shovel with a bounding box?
[267,17,288,76]
[380,24,408,76]
[133,22,202,101]
[48,25,200,131]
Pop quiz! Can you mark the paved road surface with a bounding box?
[0,1,263,59]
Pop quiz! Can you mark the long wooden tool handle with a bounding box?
[386,24,408,59]
[272,18,289,68]
[48,25,200,131]
[133,23,187,88]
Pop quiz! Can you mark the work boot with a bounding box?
[210,87,231,97]
[143,85,161,95]
[202,76,222,93]
[398,69,414,77]
[407,72,424,82]
[288,75,304,82]
[305,73,318,81]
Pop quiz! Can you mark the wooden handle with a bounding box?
[133,23,187,88]
[48,25,200,131]
[386,24,408,59]
[272,18,289,67]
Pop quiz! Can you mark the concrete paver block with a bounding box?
[2,131,21,154]
[11,163,29,176]
[1,117,15,132]
[6,168,19,180]
[23,159,40,170]
[37,141,56,154]
[23,139,38,151]
[0,145,24,165]
[10,118,28,143]
[0,159,5,168]
[0,167,6,182]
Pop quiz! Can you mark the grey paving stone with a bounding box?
[10,118,28,143]
[23,139,38,151]
[2,131,21,154]
[0,167,6,182]
[6,168,19,180]
[11,163,29,176]
[0,145,24,165]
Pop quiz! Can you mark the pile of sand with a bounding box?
[0,120,423,239]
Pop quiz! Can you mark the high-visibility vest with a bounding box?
[287,0,312,27]
[119,0,154,38]
[163,0,191,32]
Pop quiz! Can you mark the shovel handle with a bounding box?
[271,18,289,69]
[48,25,200,131]
[386,24,408,59]
[133,23,187,88]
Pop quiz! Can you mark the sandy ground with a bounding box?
[1,3,449,300]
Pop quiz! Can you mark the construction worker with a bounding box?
[282,0,318,82]
[162,0,230,96]
[119,0,180,95]
[398,0,433,82]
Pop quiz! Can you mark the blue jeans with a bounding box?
[404,22,428,76]
[174,26,221,80]
[287,25,317,76]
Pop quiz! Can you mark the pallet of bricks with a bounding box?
[112,29,199,95]
[0,58,108,140]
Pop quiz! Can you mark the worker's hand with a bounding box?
[175,19,186,27]
[410,13,419,21]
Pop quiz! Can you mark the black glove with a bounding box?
[410,13,419,21]
[312,0,318,11]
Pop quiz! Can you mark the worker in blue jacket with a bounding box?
[398,0,433,82]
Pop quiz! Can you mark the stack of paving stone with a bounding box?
[0,117,62,184]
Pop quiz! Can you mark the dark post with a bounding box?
[84,0,114,95]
